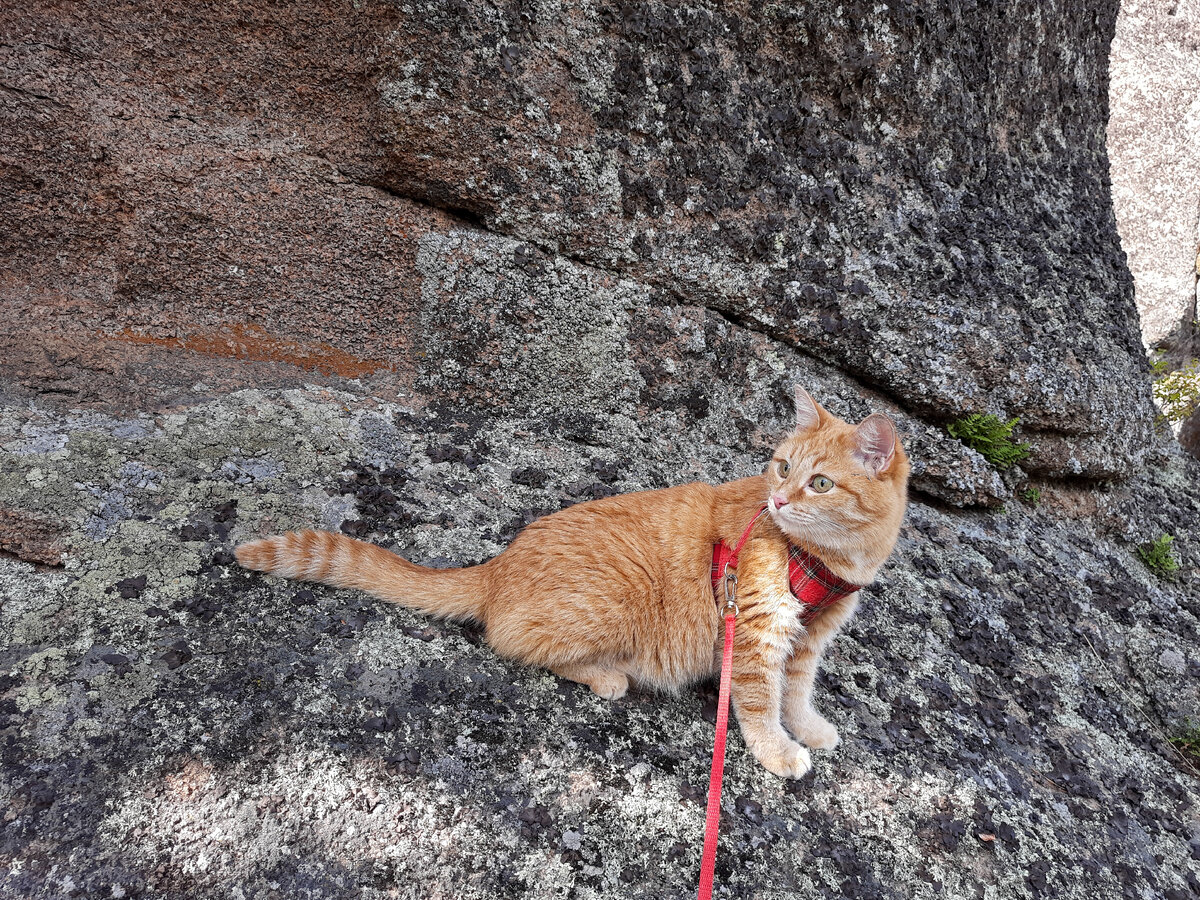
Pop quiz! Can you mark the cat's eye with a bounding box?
[810,475,834,492]
[778,460,791,476]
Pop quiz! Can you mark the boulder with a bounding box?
[1,3,1197,899]
[0,0,1157,490]
[1108,0,1200,352]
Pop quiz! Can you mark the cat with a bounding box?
[235,385,909,778]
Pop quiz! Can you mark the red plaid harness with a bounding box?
[710,505,862,625]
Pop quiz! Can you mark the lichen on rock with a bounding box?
[1,1,1198,898]
[1,385,1198,899]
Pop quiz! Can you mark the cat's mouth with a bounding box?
[769,504,835,550]
[766,501,803,537]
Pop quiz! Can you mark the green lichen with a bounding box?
[1169,719,1200,765]
[947,414,1031,469]
[1137,534,1180,578]
[1152,358,1200,425]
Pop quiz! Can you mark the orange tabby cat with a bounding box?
[236,386,909,778]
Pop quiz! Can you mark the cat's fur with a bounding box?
[236,386,909,778]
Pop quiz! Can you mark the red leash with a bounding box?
[697,608,736,899]
[698,507,767,900]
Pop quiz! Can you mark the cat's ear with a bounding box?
[853,414,897,476]
[794,385,822,432]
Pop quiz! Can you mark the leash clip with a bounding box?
[723,570,738,618]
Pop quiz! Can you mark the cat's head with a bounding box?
[765,385,909,563]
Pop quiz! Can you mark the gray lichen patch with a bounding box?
[3,0,1197,895]
[0,385,1197,899]
[414,229,644,417]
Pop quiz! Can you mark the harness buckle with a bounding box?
[723,570,738,618]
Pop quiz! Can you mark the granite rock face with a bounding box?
[0,0,1157,490]
[1,392,1199,900]
[1,2,1197,899]
[1107,0,1200,460]
[1108,0,1200,353]
[370,0,1155,479]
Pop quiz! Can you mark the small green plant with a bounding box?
[1169,719,1200,765]
[1153,358,1200,424]
[1019,486,1041,506]
[1137,534,1180,577]
[947,414,1031,468]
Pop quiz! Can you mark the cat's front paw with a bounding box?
[746,732,813,779]
[786,711,840,750]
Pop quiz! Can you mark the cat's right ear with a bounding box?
[852,414,897,476]
[794,385,821,432]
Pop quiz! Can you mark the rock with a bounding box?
[1108,0,1200,351]
[1160,648,1188,677]
[1108,0,1200,462]
[1182,409,1200,460]
[0,507,65,566]
[1,387,1198,900]
[0,2,1198,899]
[0,0,1156,488]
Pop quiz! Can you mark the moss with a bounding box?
[1137,534,1180,578]
[946,414,1031,469]
[1019,486,1042,506]
[1169,719,1200,766]
[1152,358,1200,425]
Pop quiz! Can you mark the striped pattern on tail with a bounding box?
[235,530,488,622]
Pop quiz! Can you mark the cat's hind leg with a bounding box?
[551,663,629,700]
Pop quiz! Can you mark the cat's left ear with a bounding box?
[853,414,897,476]
[794,385,822,432]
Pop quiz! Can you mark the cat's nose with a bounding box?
[771,493,789,509]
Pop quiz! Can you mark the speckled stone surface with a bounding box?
[2,2,1198,899]
[1107,0,1200,461]
[1108,0,1200,351]
[0,0,1156,486]
[1,387,1199,899]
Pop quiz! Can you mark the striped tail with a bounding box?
[235,530,488,622]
